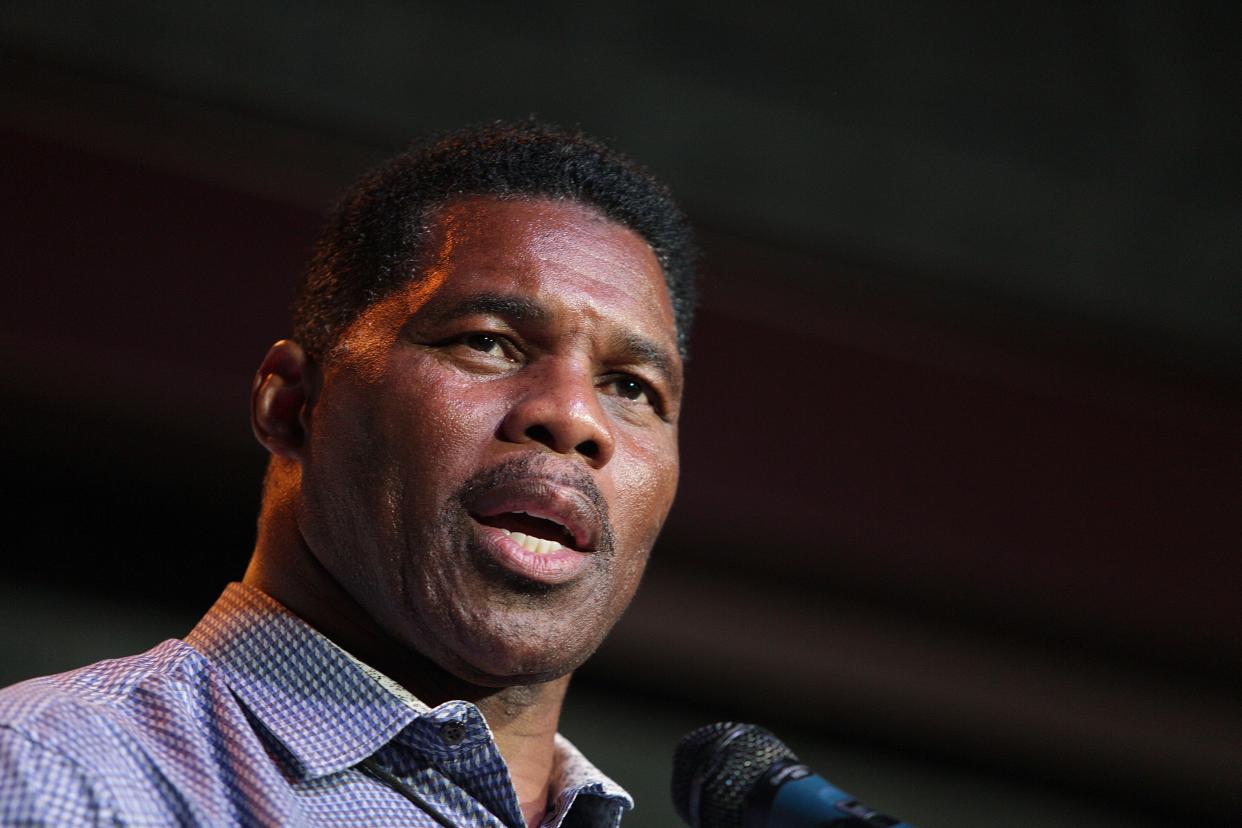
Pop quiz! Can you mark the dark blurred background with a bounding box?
[2,3,1239,826]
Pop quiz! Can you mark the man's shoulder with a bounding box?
[0,639,223,824]
[0,639,207,751]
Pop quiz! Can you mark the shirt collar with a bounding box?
[548,734,633,824]
[185,583,632,822]
[185,582,420,779]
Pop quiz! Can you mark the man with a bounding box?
[0,122,697,827]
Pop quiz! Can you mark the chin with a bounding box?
[439,619,602,688]
[455,641,591,687]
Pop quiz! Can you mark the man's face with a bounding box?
[297,196,682,687]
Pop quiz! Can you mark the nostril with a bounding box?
[520,424,602,460]
[525,424,554,444]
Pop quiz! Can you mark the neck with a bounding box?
[474,680,569,827]
[245,482,568,828]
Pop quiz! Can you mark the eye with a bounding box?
[457,330,519,362]
[464,333,504,356]
[440,332,521,368]
[604,375,651,405]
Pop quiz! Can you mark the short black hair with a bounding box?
[292,120,698,359]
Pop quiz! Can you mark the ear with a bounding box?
[251,339,319,460]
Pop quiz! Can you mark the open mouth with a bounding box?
[473,511,580,555]
[459,473,604,585]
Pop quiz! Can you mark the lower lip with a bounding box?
[477,524,592,585]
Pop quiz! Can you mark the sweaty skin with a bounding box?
[245,196,683,827]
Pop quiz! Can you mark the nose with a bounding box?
[499,358,615,468]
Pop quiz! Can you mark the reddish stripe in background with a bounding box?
[4,119,1239,678]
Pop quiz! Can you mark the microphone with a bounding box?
[671,722,917,828]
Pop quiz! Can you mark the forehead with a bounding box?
[411,196,678,343]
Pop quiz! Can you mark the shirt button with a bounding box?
[440,720,467,745]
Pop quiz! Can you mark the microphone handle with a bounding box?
[747,761,917,828]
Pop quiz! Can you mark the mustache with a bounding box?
[454,455,615,555]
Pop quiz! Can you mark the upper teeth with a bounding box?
[498,527,563,554]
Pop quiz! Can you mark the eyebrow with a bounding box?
[420,294,550,326]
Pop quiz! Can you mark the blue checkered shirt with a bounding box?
[0,583,632,826]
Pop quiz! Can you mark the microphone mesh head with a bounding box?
[671,722,799,828]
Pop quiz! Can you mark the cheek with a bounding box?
[297,390,400,585]
[612,430,680,551]
[410,390,477,465]
[308,366,496,531]
[394,362,509,471]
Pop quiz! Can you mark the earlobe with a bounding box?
[251,339,319,459]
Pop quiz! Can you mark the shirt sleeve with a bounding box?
[0,725,119,827]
